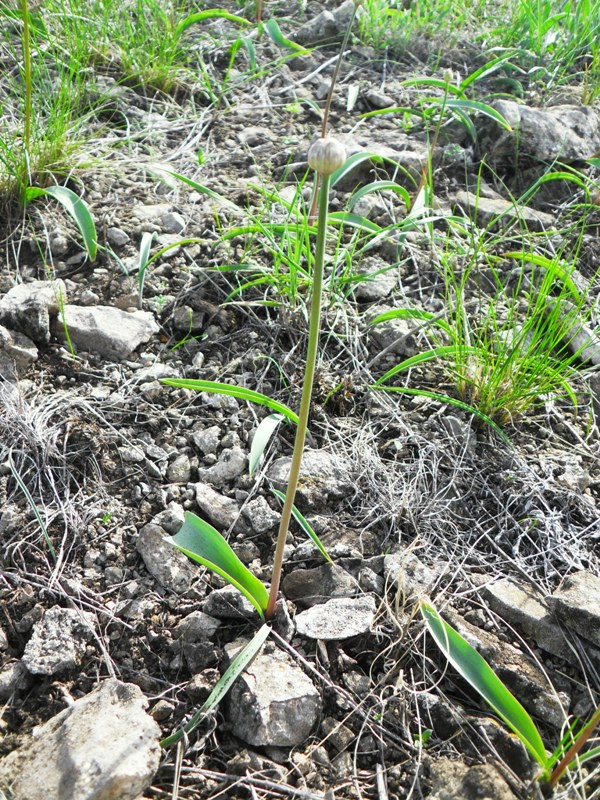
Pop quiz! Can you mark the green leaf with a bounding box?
[263,18,310,53]
[24,185,97,261]
[421,601,548,770]
[176,9,251,38]
[249,413,285,476]
[161,623,271,747]
[374,346,477,386]
[161,379,299,424]
[137,231,157,308]
[369,307,454,339]
[587,157,600,169]
[167,512,269,616]
[271,488,332,562]
[348,180,411,213]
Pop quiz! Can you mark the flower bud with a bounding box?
[307,136,346,176]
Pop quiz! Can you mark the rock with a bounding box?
[445,611,569,728]
[202,585,258,620]
[136,523,196,593]
[428,756,517,800]
[194,482,240,528]
[365,89,395,109]
[268,449,354,508]
[453,190,555,230]
[133,202,172,224]
[197,446,248,488]
[0,660,30,699]
[0,279,66,343]
[549,571,600,648]
[22,607,96,676]
[483,101,600,164]
[352,262,398,302]
[193,425,221,455]
[54,305,158,360]
[483,578,570,661]
[106,226,130,246]
[292,0,359,46]
[167,453,192,484]
[384,549,447,601]
[295,596,376,640]
[173,610,221,641]
[0,324,38,379]
[226,646,321,746]
[366,303,422,357]
[0,679,160,800]
[282,563,357,607]
[160,211,186,234]
[242,495,280,534]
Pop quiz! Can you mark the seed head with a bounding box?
[307,136,346,176]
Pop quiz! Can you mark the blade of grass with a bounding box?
[24,185,97,261]
[271,488,332,562]
[249,413,285,476]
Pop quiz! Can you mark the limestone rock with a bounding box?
[483,101,600,164]
[428,756,517,800]
[0,279,66,343]
[202,585,257,620]
[242,495,280,534]
[0,660,30,699]
[295,596,376,640]
[384,549,447,601]
[22,607,96,676]
[483,578,569,661]
[292,0,359,46]
[549,570,600,648]
[226,647,321,746]
[136,523,196,593]
[0,324,38,379]
[194,482,240,529]
[0,679,160,800]
[54,305,158,359]
[197,445,247,488]
[268,449,353,508]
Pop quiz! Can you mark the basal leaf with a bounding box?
[176,9,251,37]
[421,601,548,770]
[249,413,285,476]
[25,185,97,261]
[167,512,268,616]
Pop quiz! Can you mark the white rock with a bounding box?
[197,445,248,488]
[0,679,161,800]
[295,596,376,640]
[0,324,37,379]
[136,523,196,593]
[226,648,321,746]
[54,305,158,360]
[22,607,96,676]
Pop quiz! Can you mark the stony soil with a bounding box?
[1,3,600,799]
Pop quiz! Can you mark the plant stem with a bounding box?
[22,0,32,160]
[549,704,600,788]
[265,174,330,619]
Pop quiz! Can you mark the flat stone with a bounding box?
[282,563,357,607]
[454,190,555,230]
[483,578,569,661]
[173,610,221,642]
[106,226,130,246]
[0,679,160,800]
[295,596,376,640]
[167,453,191,484]
[226,647,321,746]
[0,279,66,343]
[268,449,354,508]
[446,611,568,728]
[136,523,196,594]
[54,305,158,360]
[549,571,600,648]
[22,607,96,676]
[194,482,240,529]
[192,425,221,455]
